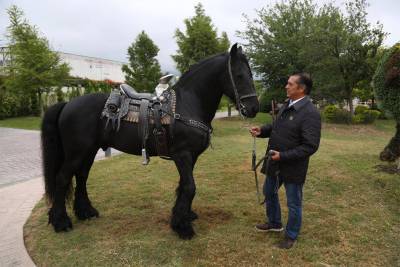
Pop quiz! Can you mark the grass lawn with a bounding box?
[0,116,41,130]
[24,114,399,266]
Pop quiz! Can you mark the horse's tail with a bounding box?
[41,102,67,204]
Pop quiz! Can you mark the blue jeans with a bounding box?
[263,176,303,240]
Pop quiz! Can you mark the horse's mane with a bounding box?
[173,52,227,89]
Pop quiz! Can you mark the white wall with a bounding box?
[58,52,126,83]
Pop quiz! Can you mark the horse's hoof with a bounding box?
[177,227,195,240]
[188,211,198,221]
[48,209,73,232]
[74,204,99,220]
[171,217,196,240]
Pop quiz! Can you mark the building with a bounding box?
[0,47,126,83]
[58,52,126,83]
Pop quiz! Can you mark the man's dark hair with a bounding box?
[292,72,312,95]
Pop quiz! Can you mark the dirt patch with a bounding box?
[154,212,170,226]
[374,164,400,175]
[196,206,233,224]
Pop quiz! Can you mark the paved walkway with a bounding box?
[0,128,120,267]
[0,110,238,267]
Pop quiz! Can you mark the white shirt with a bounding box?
[289,96,305,107]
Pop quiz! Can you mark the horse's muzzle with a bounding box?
[240,103,259,118]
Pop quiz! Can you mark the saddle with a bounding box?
[101,82,176,165]
[120,84,154,100]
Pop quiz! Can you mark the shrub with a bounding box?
[355,105,368,115]
[322,105,338,122]
[353,109,381,124]
[332,109,352,124]
[323,105,352,124]
[352,114,364,124]
[364,110,381,123]
[0,92,19,119]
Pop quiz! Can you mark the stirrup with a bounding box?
[141,148,150,165]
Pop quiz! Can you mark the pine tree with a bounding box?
[172,3,230,73]
[122,31,162,93]
[5,5,70,115]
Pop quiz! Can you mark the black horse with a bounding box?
[41,44,259,239]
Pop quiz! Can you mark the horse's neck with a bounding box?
[175,55,226,125]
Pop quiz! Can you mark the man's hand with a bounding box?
[270,150,280,161]
[249,126,261,137]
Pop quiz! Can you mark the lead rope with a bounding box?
[252,136,271,205]
[252,100,280,204]
[252,137,262,204]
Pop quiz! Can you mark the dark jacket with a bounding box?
[259,96,321,184]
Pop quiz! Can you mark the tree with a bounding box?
[4,5,70,115]
[172,3,230,73]
[373,43,400,166]
[310,0,385,114]
[239,0,316,95]
[122,31,162,93]
[239,0,385,115]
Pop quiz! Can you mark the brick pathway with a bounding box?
[0,127,119,267]
[0,128,42,188]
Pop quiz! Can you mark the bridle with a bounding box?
[227,55,258,118]
[228,54,262,203]
[167,54,258,139]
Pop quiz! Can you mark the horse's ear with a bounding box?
[230,43,238,57]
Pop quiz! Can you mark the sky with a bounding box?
[1,0,399,73]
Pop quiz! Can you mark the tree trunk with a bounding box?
[380,121,400,163]
[228,104,231,117]
[347,95,354,115]
[37,89,43,117]
[30,92,39,116]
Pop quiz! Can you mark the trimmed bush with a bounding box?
[333,109,352,124]
[322,105,338,122]
[353,110,381,124]
[363,110,381,123]
[373,43,400,120]
[323,105,352,124]
[355,105,368,115]
[353,106,381,124]
[0,92,19,119]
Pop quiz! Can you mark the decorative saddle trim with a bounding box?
[101,89,176,131]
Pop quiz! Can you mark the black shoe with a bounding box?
[255,223,284,232]
[276,236,296,249]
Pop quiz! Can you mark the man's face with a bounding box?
[285,75,305,100]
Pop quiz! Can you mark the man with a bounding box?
[250,72,321,249]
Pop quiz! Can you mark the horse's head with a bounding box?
[224,43,259,118]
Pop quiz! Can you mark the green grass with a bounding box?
[0,116,41,130]
[24,114,399,266]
